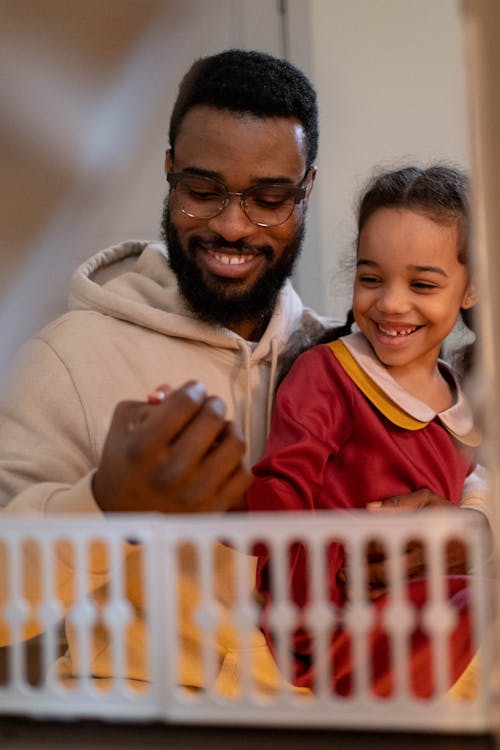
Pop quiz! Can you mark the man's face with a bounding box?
[161,105,314,338]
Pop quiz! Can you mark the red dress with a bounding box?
[247,333,479,697]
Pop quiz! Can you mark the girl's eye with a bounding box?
[412,281,438,290]
[358,275,380,285]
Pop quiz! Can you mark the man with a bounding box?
[0,49,486,692]
[1,49,322,516]
[0,49,326,690]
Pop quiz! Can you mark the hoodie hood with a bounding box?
[69,241,307,362]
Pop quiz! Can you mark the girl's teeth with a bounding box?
[378,325,416,336]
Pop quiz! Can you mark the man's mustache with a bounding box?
[189,235,273,259]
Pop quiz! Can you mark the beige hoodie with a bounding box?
[0,240,329,691]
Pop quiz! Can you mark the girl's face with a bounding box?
[353,207,476,378]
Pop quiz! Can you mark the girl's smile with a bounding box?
[372,320,422,339]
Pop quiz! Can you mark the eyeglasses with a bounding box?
[167,171,311,227]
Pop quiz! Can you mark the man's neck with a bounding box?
[228,316,270,342]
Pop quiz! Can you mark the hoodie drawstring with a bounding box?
[236,336,279,466]
[266,337,279,435]
[237,340,253,464]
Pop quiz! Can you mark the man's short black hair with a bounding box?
[169,49,318,169]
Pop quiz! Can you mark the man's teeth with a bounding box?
[378,324,417,337]
[214,253,253,265]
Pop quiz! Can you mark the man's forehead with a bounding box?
[172,105,308,182]
[174,103,305,137]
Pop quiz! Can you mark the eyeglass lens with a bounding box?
[172,175,299,227]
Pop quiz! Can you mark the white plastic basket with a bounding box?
[0,510,493,733]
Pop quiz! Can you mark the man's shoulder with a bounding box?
[31,309,123,352]
[298,306,341,334]
[284,305,342,355]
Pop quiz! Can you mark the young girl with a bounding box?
[247,164,483,698]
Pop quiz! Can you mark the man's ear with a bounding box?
[165,149,173,175]
[462,283,478,309]
[304,165,317,204]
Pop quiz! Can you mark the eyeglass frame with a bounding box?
[166,169,312,227]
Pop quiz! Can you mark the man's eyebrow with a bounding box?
[251,176,297,185]
[178,167,297,185]
[180,166,222,180]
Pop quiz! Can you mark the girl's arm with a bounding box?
[247,347,351,513]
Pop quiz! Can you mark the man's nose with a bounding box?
[207,195,257,241]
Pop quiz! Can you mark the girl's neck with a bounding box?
[387,361,455,412]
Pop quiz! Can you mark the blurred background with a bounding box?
[0,0,471,353]
[1,0,500,730]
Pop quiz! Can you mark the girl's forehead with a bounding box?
[357,208,462,270]
[358,207,460,265]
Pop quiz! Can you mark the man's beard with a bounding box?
[160,199,304,331]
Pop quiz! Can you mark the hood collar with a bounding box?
[68,241,305,361]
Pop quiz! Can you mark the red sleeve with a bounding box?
[247,346,352,512]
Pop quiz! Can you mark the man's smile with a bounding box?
[201,248,263,279]
[194,240,267,280]
[209,252,255,266]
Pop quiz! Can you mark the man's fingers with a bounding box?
[201,422,248,495]
[208,465,252,513]
[365,560,387,587]
[366,539,385,562]
[98,382,250,515]
[166,421,248,509]
[404,540,426,579]
[112,381,212,459]
[366,488,450,513]
[336,567,347,586]
[166,395,231,469]
[144,380,211,445]
[366,496,416,512]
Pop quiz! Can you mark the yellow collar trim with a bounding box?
[327,340,480,446]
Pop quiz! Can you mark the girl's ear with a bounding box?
[462,283,478,310]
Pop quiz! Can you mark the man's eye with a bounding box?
[251,190,292,207]
[186,188,221,203]
[177,177,223,200]
[185,186,220,200]
[255,197,286,207]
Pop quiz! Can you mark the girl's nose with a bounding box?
[376,284,410,314]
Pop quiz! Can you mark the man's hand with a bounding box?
[337,489,471,601]
[366,488,452,513]
[92,380,252,514]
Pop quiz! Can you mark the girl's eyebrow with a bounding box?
[356,259,449,278]
[407,264,448,277]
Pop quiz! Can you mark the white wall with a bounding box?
[289,0,469,319]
